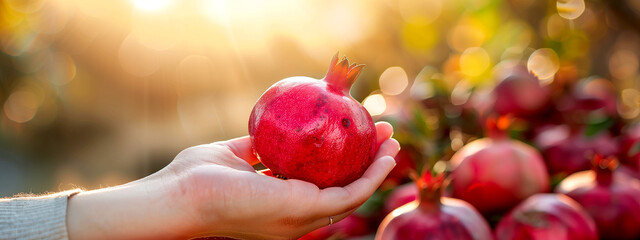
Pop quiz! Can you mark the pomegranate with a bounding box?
[298,214,370,240]
[376,173,492,240]
[557,78,618,117]
[495,193,598,240]
[492,65,550,117]
[556,155,640,239]
[620,124,640,171]
[249,54,376,188]
[450,117,549,216]
[534,125,618,176]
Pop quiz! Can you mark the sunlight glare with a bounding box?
[131,0,172,12]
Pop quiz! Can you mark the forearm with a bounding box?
[66,176,194,239]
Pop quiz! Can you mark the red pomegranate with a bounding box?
[450,117,549,216]
[556,155,640,239]
[249,54,376,188]
[557,78,618,117]
[495,193,598,240]
[620,124,640,171]
[298,214,370,240]
[376,173,492,240]
[493,65,550,117]
[534,125,618,176]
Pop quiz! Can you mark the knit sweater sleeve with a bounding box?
[0,189,82,240]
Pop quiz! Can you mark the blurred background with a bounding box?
[0,0,638,199]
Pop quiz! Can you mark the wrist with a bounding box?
[66,176,193,239]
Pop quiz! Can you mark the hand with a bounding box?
[67,122,399,240]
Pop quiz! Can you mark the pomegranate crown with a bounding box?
[411,170,447,192]
[485,115,512,139]
[324,53,365,93]
[592,154,619,172]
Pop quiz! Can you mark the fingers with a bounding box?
[301,209,357,236]
[375,138,401,160]
[315,151,397,216]
[217,136,261,166]
[375,122,394,150]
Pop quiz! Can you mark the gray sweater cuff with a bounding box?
[0,189,83,240]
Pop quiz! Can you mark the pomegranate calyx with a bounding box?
[416,172,446,210]
[485,115,512,139]
[591,154,619,171]
[591,154,618,185]
[324,53,365,94]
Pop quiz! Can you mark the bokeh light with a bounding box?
[4,90,39,123]
[557,0,586,20]
[609,50,639,80]
[379,67,409,96]
[527,48,560,81]
[460,47,490,77]
[363,94,387,116]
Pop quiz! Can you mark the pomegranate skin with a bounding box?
[249,54,376,188]
[535,125,618,176]
[383,182,418,216]
[450,138,550,216]
[556,158,640,240]
[495,193,598,240]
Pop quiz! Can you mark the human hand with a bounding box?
[67,122,399,239]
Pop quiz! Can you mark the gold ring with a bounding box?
[329,216,334,225]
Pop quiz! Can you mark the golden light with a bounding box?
[448,22,485,52]
[609,50,639,80]
[4,0,45,14]
[131,0,172,12]
[4,90,39,123]
[402,23,438,54]
[547,14,569,40]
[527,48,560,81]
[620,88,640,119]
[118,34,161,77]
[363,94,387,116]
[379,67,409,96]
[460,47,490,77]
[131,10,183,50]
[47,52,77,86]
[398,0,442,25]
[177,95,224,141]
[557,0,585,20]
